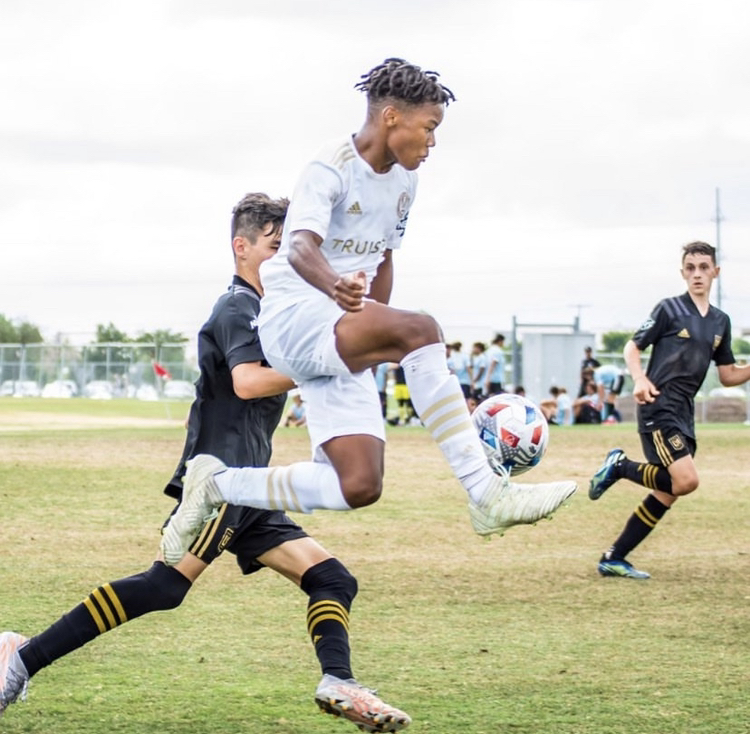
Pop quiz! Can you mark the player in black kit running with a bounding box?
[0,193,409,732]
[587,241,750,579]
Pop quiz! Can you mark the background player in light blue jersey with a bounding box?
[447,342,472,402]
[483,333,506,397]
[593,363,625,422]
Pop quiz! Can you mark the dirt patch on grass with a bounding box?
[0,410,184,432]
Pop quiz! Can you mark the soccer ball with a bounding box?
[471,393,549,476]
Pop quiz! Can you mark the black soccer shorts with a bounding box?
[163,503,308,575]
[640,427,696,468]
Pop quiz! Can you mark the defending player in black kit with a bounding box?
[588,241,750,579]
[0,193,409,733]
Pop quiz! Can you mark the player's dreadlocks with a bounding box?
[355,58,456,107]
[231,192,289,242]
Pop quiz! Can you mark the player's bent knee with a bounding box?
[346,486,383,507]
[341,480,383,508]
[145,561,192,610]
[301,557,358,606]
[337,466,383,508]
[400,312,442,352]
[672,477,699,496]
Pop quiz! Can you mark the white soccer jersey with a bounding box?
[259,135,417,316]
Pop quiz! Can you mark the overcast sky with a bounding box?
[1,0,749,348]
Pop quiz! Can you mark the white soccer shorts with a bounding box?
[258,297,385,452]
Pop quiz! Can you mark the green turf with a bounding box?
[1,402,749,733]
[0,395,190,420]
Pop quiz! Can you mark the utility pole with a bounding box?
[568,304,590,332]
[712,187,724,309]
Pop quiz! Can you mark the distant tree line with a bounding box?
[0,315,188,349]
[0,316,194,388]
[88,322,189,364]
[0,314,43,344]
[2,314,748,359]
[600,329,750,356]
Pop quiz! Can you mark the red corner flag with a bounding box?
[153,361,172,379]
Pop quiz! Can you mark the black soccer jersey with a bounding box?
[164,275,286,498]
[632,292,734,439]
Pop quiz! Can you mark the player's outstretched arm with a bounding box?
[231,362,295,400]
[717,361,750,387]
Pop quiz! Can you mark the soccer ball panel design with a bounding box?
[471,394,549,476]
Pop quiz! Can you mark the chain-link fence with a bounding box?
[0,342,198,400]
[1,342,748,420]
[559,351,750,424]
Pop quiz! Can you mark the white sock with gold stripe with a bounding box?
[401,343,493,503]
[214,462,351,513]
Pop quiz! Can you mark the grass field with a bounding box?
[1,397,749,733]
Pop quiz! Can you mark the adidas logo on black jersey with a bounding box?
[677,328,690,338]
[346,201,362,215]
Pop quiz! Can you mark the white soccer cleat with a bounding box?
[315,674,411,733]
[469,471,577,537]
[0,632,29,717]
[160,454,226,565]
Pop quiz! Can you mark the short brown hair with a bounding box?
[682,241,716,264]
[231,193,289,242]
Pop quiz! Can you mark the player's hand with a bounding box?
[632,375,659,404]
[333,271,367,312]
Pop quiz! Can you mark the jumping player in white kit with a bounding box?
[161,58,577,567]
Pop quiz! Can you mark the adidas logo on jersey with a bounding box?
[346,201,362,215]
[677,328,690,338]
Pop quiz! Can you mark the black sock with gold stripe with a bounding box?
[301,558,357,680]
[607,493,669,561]
[19,562,191,677]
[620,459,673,493]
